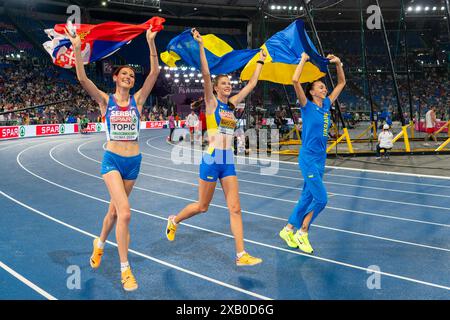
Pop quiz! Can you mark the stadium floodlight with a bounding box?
[102,1,107,6]
[270,5,275,10]
[432,6,437,11]
[282,6,287,9]
[300,6,303,10]
[415,6,422,12]
[185,79,189,83]
[288,6,292,10]
[107,0,160,9]
[165,74,170,78]
[441,6,445,11]
[183,74,188,78]
[277,6,281,10]
[174,79,179,83]
[425,6,429,11]
[293,6,297,10]
[164,66,169,70]
[189,73,194,77]
[175,74,179,77]
[407,6,413,12]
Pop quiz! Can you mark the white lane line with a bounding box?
[62,141,450,250]
[0,260,58,300]
[16,142,450,293]
[157,135,450,181]
[136,154,450,210]
[76,140,450,228]
[145,137,450,200]
[1,182,271,300]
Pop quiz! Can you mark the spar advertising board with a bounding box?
[0,126,19,139]
[0,121,176,140]
[0,124,78,140]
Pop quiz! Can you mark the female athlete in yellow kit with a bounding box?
[165,28,267,266]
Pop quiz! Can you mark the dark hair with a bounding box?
[304,79,325,101]
[213,74,235,110]
[113,65,136,77]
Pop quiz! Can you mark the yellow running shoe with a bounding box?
[236,253,262,266]
[294,231,314,254]
[121,267,138,292]
[279,227,298,248]
[90,238,104,269]
[166,215,177,241]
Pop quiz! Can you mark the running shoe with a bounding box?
[121,267,138,292]
[236,253,262,266]
[166,215,177,241]
[294,231,314,254]
[279,227,298,248]
[90,238,104,269]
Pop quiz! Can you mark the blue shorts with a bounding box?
[101,150,142,180]
[199,148,236,182]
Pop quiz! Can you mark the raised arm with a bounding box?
[135,28,160,110]
[192,28,216,114]
[229,49,267,106]
[292,52,309,107]
[327,54,346,105]
[64,29,108,115]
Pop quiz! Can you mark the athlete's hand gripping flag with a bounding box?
[43,17,165,68]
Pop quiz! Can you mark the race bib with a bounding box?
[218,110,236,135]
[109,110,139,140]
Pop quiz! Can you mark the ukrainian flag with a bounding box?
[160,29,259,74]
[240,19,329,84]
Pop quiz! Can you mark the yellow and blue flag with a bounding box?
[240,19,329,84]
[160,29,259,74]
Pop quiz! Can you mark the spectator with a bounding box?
[168,112,176,142]
[376,124,394,159]
[185,109,198,143]
[424,106,438,146]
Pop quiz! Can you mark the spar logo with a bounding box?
[0,126,19,139]
[96,123,102,132]
[60,124,65,134]
[19,126,26,137]
[37,124,60,135]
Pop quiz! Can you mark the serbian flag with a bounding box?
[240,19,329,84]
[43,17,165,68]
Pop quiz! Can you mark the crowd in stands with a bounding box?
[0,13,447,129]
[0,58,100,125]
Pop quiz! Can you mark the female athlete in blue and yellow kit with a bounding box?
[166,28,267,266]
[280,52,346,254]
[66,27,160,291]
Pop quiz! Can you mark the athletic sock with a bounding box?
[120,261,130,273]
[236,251,246,259]
[97,239,105,249]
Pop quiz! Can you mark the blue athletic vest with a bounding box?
[105,94,140,141]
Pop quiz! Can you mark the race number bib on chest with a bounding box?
[218,110,236,135]
[109,110,139,140]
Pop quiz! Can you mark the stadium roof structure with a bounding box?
[1,0,448,30]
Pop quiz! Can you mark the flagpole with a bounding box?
[300,0,347,131]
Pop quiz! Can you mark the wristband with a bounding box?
[257,60,264,65]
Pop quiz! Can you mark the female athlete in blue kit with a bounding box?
[165,28,267,266]
[279,52,346,254]
[66,26,160,291]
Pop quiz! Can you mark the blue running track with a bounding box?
[0,130,449,300]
